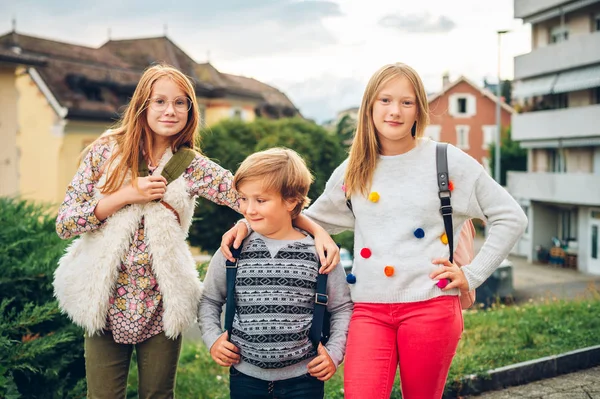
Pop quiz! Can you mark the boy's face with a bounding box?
[237,179,297,239]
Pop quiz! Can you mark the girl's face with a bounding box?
[146,77,189,142]
[371,75,418,155]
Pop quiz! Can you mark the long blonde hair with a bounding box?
[344,63,430,197]
[90,64,200,194]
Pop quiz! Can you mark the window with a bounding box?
[482,125,497,149]
[594,13,600,32]
[456,125,470,150]
[593,87,600,105]
[548,148,566,172]
[448,93,476,117]
[457,98,467,114]
[550,93,568,109]
[558,208,578,241]
[550,25,569,43]
[231,107,243,120]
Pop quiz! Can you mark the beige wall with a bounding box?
[16,70,63,204]
[566,147,594,173]
[204,99,256,126]
[0,66,19,197]
[568,12,591,36]
[58,121,110,204]
[569,89,592,107]
[532,148,549,172]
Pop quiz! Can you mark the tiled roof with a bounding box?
[0,31,300,121]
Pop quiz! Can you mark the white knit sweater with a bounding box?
[304,138,528,303]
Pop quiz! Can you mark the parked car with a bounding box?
[340,248,353,274]
[475,258,514,307]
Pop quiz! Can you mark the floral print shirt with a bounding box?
[56,141,239,344]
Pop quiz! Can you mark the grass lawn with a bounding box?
[127,295,600,398]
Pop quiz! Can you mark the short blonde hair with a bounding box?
[234,148,314,218]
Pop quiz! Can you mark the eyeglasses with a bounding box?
[148,97,192,113]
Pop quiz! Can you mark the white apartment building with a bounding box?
[509,0,600,275]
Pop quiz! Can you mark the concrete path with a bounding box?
[470,366,600,398]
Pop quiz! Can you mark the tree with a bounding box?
[0,198,86,399]
[335,114,357,146]
[188,117,347,251]
[489,127,527,186]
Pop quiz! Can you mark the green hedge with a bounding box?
[0,197,85,399]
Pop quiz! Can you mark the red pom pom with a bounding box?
[360,248,372,259]
[448,180,454,191]
[437,279,449,289]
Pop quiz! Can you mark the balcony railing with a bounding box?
[507,171,600,205]
[512,104,600,142]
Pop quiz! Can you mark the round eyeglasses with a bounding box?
[148,97,192,113]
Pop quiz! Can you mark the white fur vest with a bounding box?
[53,147,202,338]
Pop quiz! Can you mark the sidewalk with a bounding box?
[470,366,600,398]
[474,237,600,302]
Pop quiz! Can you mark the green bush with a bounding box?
[189,117,346,252]
[0,197,85,399]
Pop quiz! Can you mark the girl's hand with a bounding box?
[209,332,240,367]
[128,176,168,204]
[429,258,470,291]
[307,343,336,381]
[314,229,340,274]
[220,222,249,262]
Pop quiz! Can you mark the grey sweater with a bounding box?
[199,231,353,381]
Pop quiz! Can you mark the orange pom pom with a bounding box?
[384,265,395,277]
[448,180,454,191]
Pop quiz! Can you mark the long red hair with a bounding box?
[88,64,200,194]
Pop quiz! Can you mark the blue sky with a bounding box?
[0,0,530,122]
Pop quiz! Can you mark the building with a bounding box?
[0,30,299,205]
[425,74,514,172]
[508,0,600,275]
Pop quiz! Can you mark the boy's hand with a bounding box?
[429,258,470,291]
[209,332,240,367]
[307,343,336,381]
[314,230,340,274]
[220,222,249,262]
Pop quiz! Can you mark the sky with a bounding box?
[0,0,531,123]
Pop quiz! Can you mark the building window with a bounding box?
[457,98,467,114]
[482,125,497,149]
[231,107,243,120]
[448,93,476,117]
[558,208,578,242]
[456,125,470,150]
[550,93,568,109]
[594,13,600,32]
[550,25,569,43]
[593,87,600,105]
[548,148,567,172]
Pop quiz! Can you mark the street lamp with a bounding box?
[495,29,509,184]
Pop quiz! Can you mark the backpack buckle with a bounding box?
[440,204,453,216]
[315,293,328,305]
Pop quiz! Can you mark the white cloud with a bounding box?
[0,0,530,123]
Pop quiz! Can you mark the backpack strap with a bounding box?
[436,143,454,264]
[309,271,329,349]
[138,146,196,184]
[224,243,244,340]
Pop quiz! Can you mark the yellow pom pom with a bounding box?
[368,192,380,203]
[440,233,448,245]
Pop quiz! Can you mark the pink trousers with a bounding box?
[343,296,463,399]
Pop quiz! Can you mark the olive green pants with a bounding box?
[84,331,182,399]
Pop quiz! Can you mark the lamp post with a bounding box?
[495,29,509,184]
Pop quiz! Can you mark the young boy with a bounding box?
[199,148,353,399]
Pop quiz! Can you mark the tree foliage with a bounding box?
[0,197,86,398]
[189,117,347,251]
[489,127,527,186]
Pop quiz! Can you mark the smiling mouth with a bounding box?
[385,121,403,126]
[159,121,178,124]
